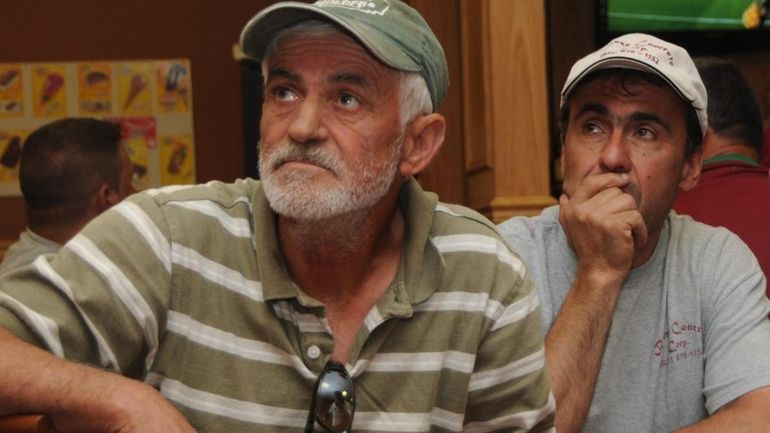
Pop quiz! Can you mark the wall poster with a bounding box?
[0,59,194,197]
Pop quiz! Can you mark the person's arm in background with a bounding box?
[0,327,195,433]
[545,173,647,433]
[672,387,770,433]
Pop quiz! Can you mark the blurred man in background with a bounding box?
[0,117,134,273]
[673,58,770,292]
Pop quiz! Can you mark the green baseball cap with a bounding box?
[239,0,449,112]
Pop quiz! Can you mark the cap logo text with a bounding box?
[314,0,391,15]
[599,38,675,66]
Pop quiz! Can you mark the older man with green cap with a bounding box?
[0,1,555,432]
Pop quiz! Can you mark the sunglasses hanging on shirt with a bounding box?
[305,360,356,433]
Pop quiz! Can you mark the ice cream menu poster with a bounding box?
[0,59,195,196]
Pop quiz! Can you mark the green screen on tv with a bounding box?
[607,0,760,32]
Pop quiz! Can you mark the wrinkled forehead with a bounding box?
[571,69,675,102]
[564,69,692,123]
[573,77,686,118]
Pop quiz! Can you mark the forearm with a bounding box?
[1,328,109,412]
[0,327,197,433]
[672,387,770,433]
[0,327,145,423]
[545,270,624,433]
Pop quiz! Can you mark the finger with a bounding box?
[562,186,634,229]
[568,172,630,203]
[628,210,648,247]
[604,209,647,247]
[586,188,639,217]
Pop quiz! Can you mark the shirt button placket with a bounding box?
[307,344,321,360]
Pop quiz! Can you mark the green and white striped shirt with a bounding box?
[0,178,555,432]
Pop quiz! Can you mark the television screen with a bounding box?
[597,0,770,54]
[607,0,766,32]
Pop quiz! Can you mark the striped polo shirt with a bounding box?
[0,177,555,432]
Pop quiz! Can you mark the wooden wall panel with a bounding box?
[408,0,466,205]
[460,1,492,173]
[462,0,556,222]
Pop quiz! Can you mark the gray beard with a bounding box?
[258,139,402,221]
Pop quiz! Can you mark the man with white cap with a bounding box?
[499,33,770,433]
[0,1,554,432]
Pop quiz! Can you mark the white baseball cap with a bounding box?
[561,33,708,136]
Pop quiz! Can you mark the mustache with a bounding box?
[262,142,342,173]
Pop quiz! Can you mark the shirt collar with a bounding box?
[703,153,759,167]
[255,178,443,315]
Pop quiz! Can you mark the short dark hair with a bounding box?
[694,58,764,154]
[20,118,123,226]
[560,68,703,157]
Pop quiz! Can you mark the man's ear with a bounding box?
[398,113,446,176]
[679,145,703,192]
[96,184,119,212]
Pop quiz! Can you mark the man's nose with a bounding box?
[287,98,328,145]
[599,132,631,173]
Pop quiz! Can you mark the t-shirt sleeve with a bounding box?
[0,192,174,377]
[701,231,770,413]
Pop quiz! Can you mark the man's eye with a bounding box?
[582,122,601,134]
[273,86,298,101]
[339,93,360,108]
[637,127,657,139]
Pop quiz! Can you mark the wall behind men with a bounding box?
[0,0,274,239]
[0,0,469,241]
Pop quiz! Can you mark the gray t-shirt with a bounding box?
[0,229,61,274]
[499,205,770,433]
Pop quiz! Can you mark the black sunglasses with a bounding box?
[305,360,356,433]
